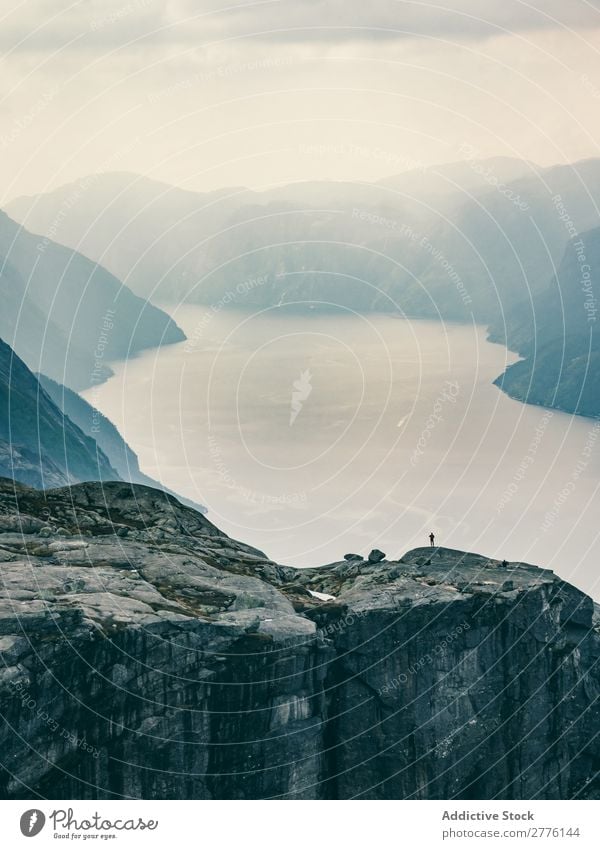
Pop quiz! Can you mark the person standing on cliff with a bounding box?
[429,531,435,547]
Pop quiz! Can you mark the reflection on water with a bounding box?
[84,306,600,600]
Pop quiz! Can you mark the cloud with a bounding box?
[178,1,600,42]
[2,2,600,201]
[2,0,600,53]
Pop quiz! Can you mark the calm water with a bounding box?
[84,307,600,600]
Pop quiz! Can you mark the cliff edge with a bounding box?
[0,478,598,799]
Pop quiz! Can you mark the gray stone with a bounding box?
[0,482,597,801]
[368,548,386,563]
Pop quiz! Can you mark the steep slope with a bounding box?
[37,373,151,483]
[37,373,207,512]
[0,256,94,384]
[421,158,600,327]
[493,226,600,417]
[6,173,253,304]
[0,209,185,389]
[0,479,598,800]
[0,338,119,488]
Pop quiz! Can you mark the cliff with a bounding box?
[0,478,598,800]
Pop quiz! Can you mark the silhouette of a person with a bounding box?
[429,532,435,548]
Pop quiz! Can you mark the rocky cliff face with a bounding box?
[0,478,598,800]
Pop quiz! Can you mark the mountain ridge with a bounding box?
[0,208,186,390]
[0,336,118,488]
[7,160,600,418]
[37,372,207,512]
[491,225,600,418]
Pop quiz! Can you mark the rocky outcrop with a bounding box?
[0,478,598,799]
[0,440,68,490]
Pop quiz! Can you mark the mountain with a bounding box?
[495,337,600,417]
[493,226,600,417]
[9,160,600,418]
[0,337,207,511]
[6,172,253,305]
[37,373,207,512]
[0,209,185,390]
[7,163,544,322]
[451,158,600,330]
[377,155,536,199]
[0,478,598,799]
[37,373,152,483]
[0,337,118,488]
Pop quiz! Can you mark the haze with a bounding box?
[2,1,600,201]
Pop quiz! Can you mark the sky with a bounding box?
[2,0,600,202]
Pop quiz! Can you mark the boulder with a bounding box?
[367,548,386,563]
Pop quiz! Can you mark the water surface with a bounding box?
[84,307,600,599]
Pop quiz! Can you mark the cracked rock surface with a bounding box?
[0,478,598,799]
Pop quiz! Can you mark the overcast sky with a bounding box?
[2,0,600,201]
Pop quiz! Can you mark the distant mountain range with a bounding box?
[7,160,543,320]
[6,159,600,417]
